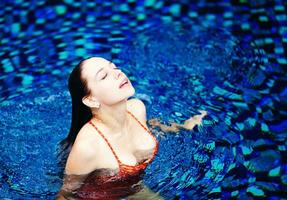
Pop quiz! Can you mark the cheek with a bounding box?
[96,81,120,104]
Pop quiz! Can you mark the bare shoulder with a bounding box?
[65,124,101,175]
[127,98,147,122]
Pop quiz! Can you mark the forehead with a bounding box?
[82,57,111,78]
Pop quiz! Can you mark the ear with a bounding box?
[82,96,99,108]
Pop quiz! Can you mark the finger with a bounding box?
[200,111,207,116]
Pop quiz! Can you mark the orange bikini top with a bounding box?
[88,110,159,177]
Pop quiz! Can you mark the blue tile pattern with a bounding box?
[0,0,286,199]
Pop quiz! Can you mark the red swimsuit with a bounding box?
[75,110,159,199]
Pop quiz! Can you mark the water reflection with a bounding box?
[56,168,162,199]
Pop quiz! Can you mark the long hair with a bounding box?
[57,57,94,174]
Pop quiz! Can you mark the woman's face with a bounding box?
[81,57,135,106]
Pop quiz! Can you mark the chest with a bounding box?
[129,119,156,150]
[99,122,156,167]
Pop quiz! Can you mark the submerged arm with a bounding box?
[56,141,98,199]
[56,173,88,200]
[147,110,208,134]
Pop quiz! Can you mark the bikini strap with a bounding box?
[88,120,122,167]
[88,110,158,170]
[127,110,158,148]
[127,110,159,165]
[127,110,158,145]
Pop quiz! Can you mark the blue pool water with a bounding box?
[1,1,287,199]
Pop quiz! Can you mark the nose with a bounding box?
[114,68,123,79]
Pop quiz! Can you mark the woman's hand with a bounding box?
[183,110,208,130]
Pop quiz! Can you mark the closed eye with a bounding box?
[101,74,107,80]
[101,67,120,80]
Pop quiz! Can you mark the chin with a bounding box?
[119,85,135,100]
[127,86,135,97]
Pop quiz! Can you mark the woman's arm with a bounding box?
[56,173,88,200]
[148,110,208,134]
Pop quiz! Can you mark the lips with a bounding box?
[119,78,129,88]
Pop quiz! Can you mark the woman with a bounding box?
[56,56,207,199]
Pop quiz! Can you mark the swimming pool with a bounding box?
[1,0,286,199]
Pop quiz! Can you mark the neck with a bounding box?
[91,99,129,137]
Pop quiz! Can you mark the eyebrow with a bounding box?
[95,61,113,77]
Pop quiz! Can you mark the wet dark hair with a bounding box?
[57,56,94,173]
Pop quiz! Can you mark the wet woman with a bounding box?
[56,57,207,199]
